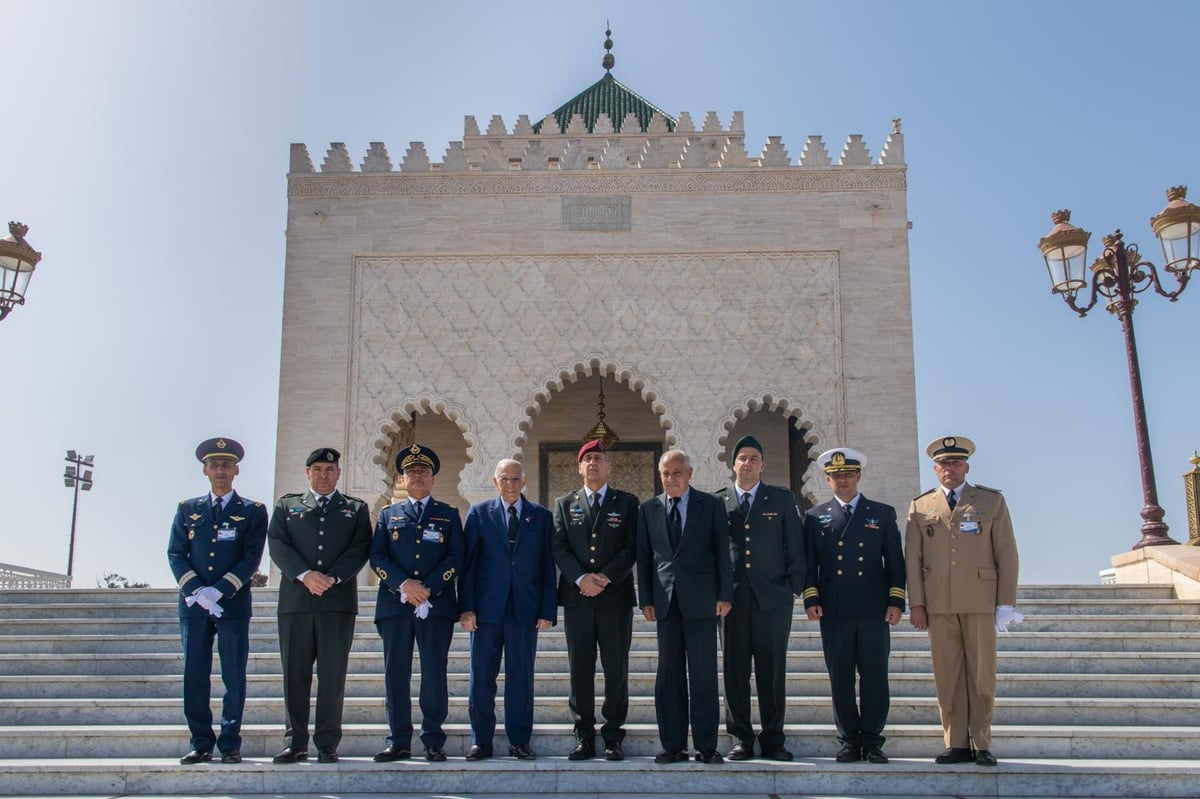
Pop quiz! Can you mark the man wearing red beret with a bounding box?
[551,439,640,761]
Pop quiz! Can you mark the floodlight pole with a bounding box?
[63,451,95,584]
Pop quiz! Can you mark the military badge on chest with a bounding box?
[605,511,623,528]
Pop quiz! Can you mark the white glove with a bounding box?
[415,600,432,620]
[995,604,1024,632]
[193,586,224,617]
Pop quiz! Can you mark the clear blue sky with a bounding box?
[2,0,1196,587]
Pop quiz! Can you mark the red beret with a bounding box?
[578,439,607,462]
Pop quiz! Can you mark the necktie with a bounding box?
[842,503,853,531]
[317,496,327,514]
[413,499,424,520]
[668,497,682,551]
[947,490,957,511]
[592,491,602,516]
[212,497,223,518]
[507,505,519,551]
[740,492,751,517]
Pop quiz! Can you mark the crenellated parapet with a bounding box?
[288,114,906,181]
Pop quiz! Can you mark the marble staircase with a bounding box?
[1,584,1198,797]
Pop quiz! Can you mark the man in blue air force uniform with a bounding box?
[370,444,464,763]
[167,437,267,765]
[803,447,905,764]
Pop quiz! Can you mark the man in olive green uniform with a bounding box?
[267,447,372,764]
[904,436,1020,767]
[715,435,805,762]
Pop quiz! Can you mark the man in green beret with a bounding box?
[715,434,805,761]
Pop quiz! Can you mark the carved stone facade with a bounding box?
[275,109,918,518]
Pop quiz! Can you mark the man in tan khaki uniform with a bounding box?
[904,436,1019,767]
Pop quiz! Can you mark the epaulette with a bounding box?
[342,493,366,504]
[179,499,186,506]
[254,502,263,507]
[974,484,1002,494]
[279,492,304,500]
[913,487,937,501]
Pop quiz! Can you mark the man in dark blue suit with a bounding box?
[460,458,557,761]
[636,449,733,765]
[167,437,268,765]
[803,447,905,764]
[370,444,464,763]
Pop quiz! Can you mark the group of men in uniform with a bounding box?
[167,431,1018,767]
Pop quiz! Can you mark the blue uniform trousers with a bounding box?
[467,602,539,747]
[180,614,249,754]
[819,615,892,748]
[377,614,454,748]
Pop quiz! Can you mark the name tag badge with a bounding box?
[959,521,981,534]
[422,527,443,543]
[216,526,237,542]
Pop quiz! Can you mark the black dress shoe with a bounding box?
[727,742,754,761]
[424,746,447,762]
[863,745,888,764]
[179,749,211,765]
[836,742,862,762]
[603,741,624,761]
[974,749,998,767]
[317,747,339,763]
[509,743,536,760]
[567,740,595,760]
[935,747,975,764]
[272,747,308,764]
[695,748,724,764]
[465,743,493,761]
[373,744,411,762]
[654,749,688,764]
[761,746,794,761]
[220,750,242,764]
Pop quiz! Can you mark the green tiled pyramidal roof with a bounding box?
[534,72,676,135]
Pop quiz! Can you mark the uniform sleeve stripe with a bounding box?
[223,573,243,592]
[178,571,198,589]
[802,587,820,599]
[889,588,907,598]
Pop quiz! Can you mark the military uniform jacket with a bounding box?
[551,487,639,609]
[904,484,1018,614]
[802,496,905,617]
[168,491,268,619]
[716,483,805,611]
[370,498,464,622]
[268,490,372,616]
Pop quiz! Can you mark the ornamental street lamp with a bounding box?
[1038,186,1200,550]
[63,450,95,584]
[0,222,42,322]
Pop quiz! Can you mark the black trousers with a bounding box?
[819,615,892,747]
[654,597,720,753]
[721,585,793,750]
[278,611,356,750]
[563,604,633,744]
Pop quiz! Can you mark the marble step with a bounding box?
[1,670,1195,700]
[0,583,1177,605]
[1,756,1197,799]
[4,694,1198,728]
[2,647,1196,678]
[6,611,1200,638]
[0,721,1197,760]
[4,596,1195,621]
[5,628,1199,655]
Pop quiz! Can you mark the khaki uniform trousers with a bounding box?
[927,612,996,750]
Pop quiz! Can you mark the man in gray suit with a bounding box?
[636,449,733,765]
[267,447,371,764]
